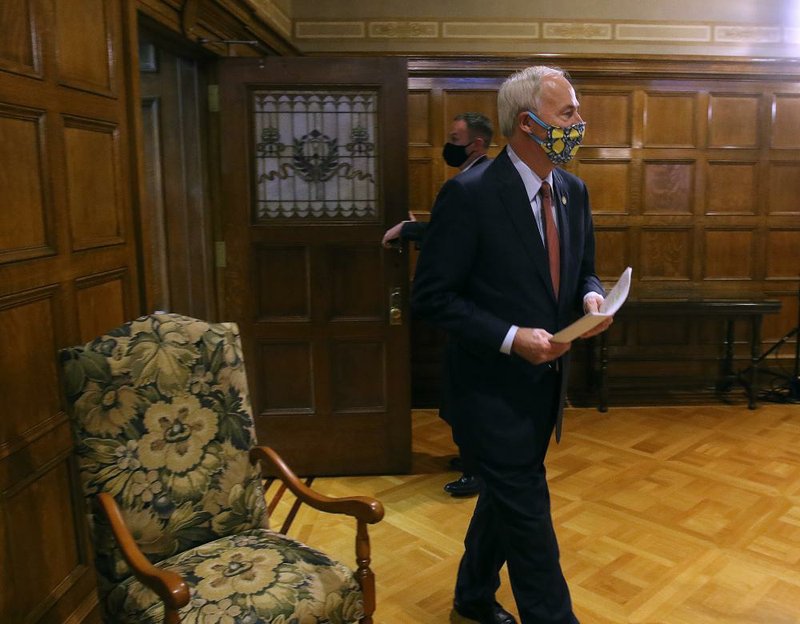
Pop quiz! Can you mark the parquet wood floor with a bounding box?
[267,404,800,623]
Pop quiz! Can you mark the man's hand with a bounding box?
[581,293,612,338]
[381,212,417,249]
[511,328,571,365]
[381,222,405,248]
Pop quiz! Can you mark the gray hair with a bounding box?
[497,66,567,138]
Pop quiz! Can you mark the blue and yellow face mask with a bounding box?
[526,110,585,165]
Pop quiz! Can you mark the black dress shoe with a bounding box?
[444,474,480,497]
[453,600,517,624]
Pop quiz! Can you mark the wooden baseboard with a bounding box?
[568,380,752,409]
[63,591,100,624]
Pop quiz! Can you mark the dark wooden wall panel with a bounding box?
[443,90,500,139]
[768,162,800,214]
[408,158,433,214]
[766,230,800,279]
[0,289,61,451]
[765,294,799,344]
[0,105,52,262]
[0,502,9,616]
[407,90,431,145]
[594,228,630,279]
[579,160,630,214]
[0,0,40,77]
[708,94,759,148]
[408,58,800,406]
[0,1,137,621]
[580,91,632,146]
[54,0,115,95]
[6,458,83,619]
[643,161,694,214]
[639,228,693,280]
[64,119,123,250]
[0,1,292,620]
[706,162,757,214]
[704,229,754,279]
[644,93,697,147]
[75,271,128,341]
[771,94,800,148]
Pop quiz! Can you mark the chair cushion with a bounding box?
[105,528,364,624]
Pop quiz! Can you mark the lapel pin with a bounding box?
[561,195,567,205]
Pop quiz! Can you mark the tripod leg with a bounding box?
[748,315,763,409]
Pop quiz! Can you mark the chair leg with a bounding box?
[355,520,376,623]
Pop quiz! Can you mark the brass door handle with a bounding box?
[389,287,402,325]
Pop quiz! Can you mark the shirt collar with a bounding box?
[461,153,486,173]
[507,145,553,203]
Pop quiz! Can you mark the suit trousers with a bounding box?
[454,369,579,624]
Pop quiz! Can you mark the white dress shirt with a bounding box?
[499,147,602,354]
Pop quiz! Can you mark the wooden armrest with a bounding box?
[97,492,190,610]
[249,446,384,524]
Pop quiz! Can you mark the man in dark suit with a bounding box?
[384,112,493,498]
[382,112,493,249]
[411,66,611,624]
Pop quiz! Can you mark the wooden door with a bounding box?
[219,57,411,476]
[138,26,215,319]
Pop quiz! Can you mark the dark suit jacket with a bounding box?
[411,148,603,465]
[398,219,428,244]
[400,155,491,246]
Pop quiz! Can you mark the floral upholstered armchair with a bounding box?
[59,313,384,624]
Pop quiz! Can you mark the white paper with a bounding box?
[550,267,632,343]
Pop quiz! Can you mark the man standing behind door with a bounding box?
[382,112,492,249]
[384,112,493,498]
[412,66,611,624]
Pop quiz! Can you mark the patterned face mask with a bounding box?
[526,110,585,165]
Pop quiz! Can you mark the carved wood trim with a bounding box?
[407,55,800,80]
[136,0,298,56]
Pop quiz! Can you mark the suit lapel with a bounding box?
[493,151,553,295]
[552,169,571,306]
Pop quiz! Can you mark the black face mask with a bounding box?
[442,141,472,168]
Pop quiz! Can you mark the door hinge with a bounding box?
[215,241,226,268]
[208,84,219,112]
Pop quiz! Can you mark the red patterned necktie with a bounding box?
[540,181,560,298]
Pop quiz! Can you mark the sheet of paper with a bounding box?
[598,266,632,316]
[550,267,632,343]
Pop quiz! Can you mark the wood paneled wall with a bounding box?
[407,57,800,404]
[0,0,139,621]
[0,1,291,622]
[1,6,796,617]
